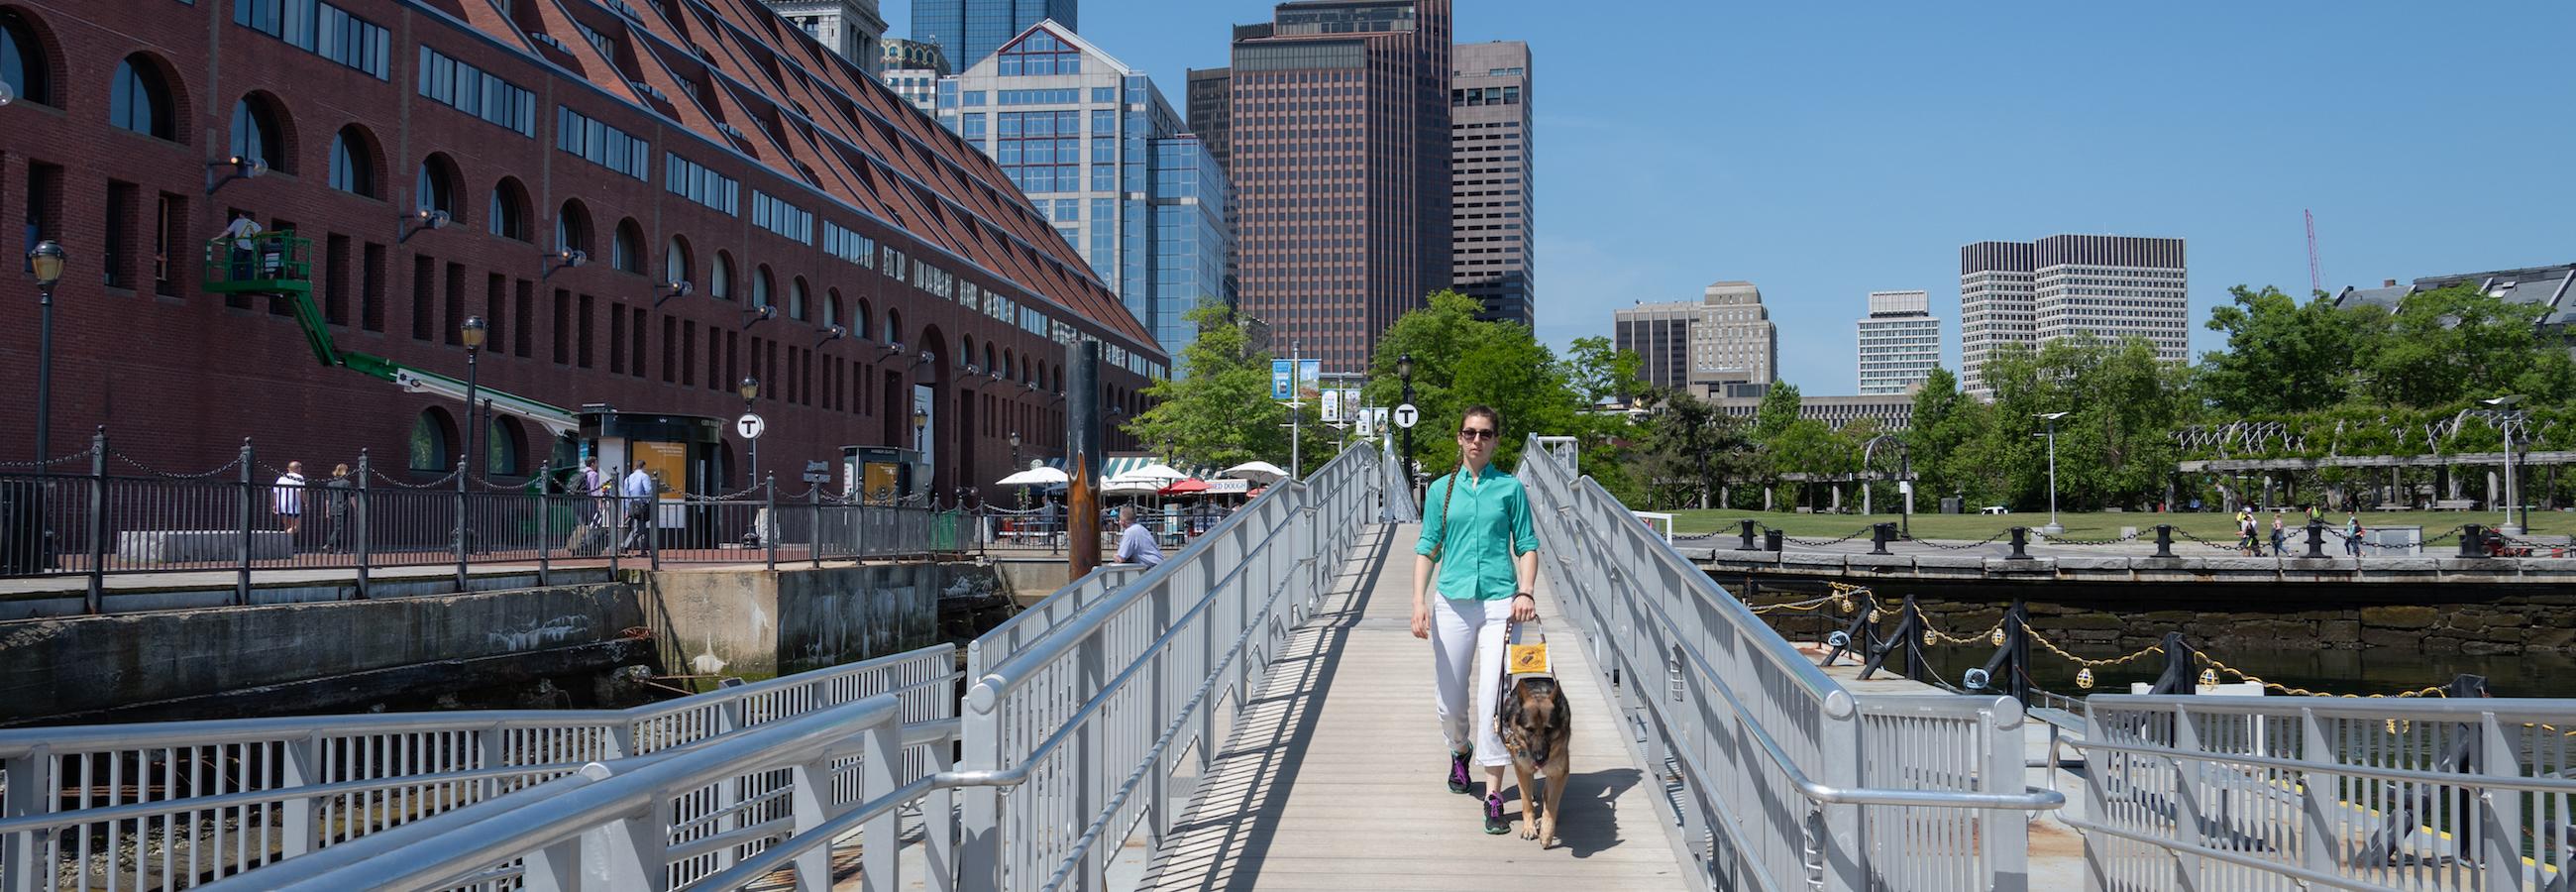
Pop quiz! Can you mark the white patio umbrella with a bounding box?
[1113,462,1188,485]
[1220,461,1289,484]
[1101,477,1164,497]
[996,466,1069,487]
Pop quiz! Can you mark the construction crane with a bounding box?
[2306,208,2324,296]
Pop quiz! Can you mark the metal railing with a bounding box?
[1517,434,2062,892]
[951,440,1383,892]
[2075,695,2576,892]
[0,644,956,891]
[0,430,965,618]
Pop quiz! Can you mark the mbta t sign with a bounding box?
[1392,403,1420,429]
[735,413,766,439]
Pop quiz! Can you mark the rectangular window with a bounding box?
[103,180,136,289]
[662,316,676,383]
[822,221,875,267]
[664,154,739,213]
[235,0,389,78]
[555,106,649,178]
[361,242,385,331]
[1091,86,1115,104]
[410,254,434,340]
[723,330,738,393]
[682,319,698,386]
[631,306,647,379]
[484,274,505,355]
[415,48,536,135]
[609,301,626,374]
[750,191,813,243]
[443,262,465,345]
[577,293,595,368]
[552,288,571,364]
[153,192,185,296]
[513,279,533,357]
[324,234,351,324]
[961,113,985,140]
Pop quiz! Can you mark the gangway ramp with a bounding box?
[1137,522,1689,891]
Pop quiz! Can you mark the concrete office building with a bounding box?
[880,38,952,116]
[1185,67,1233,171]
[765,0,887,70]
[1711,393,1916,432]
[938,23,1233,363]
[1231,0,1453,373]
[1450,41,1534,327]
[1612,280,1777,397]
[1962,235,2186,397]
[1857,289,1939,395]
[912,0,1076,79]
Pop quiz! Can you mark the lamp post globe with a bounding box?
[26,241,66,467]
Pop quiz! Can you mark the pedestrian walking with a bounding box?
[1409,404,1541,835]
[580,458,606,525]
[2344,512,2364,557]
[2236,508,2257,555]
[321,463,355,553]
[2270,509,2289,556]
[272,461,308,543]
[618,465,657,554]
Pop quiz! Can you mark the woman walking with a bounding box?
[1410,405,1541,835]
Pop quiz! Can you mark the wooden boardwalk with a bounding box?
[1136,523,1690,892]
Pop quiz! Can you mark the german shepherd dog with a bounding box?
[1496,675,1572,847]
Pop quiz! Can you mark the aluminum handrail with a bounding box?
[2070,736,2576,794]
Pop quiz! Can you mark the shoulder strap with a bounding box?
[1428,464,1464,563]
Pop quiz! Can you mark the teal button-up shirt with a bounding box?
[1416,464,1540,601]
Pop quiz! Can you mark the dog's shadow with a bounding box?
[1545,767,1646,857]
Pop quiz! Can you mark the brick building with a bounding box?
[0,0,1164,500]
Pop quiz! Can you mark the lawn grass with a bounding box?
[1662,507,2565,540]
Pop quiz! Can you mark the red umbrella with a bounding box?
[1160,478,1211,495]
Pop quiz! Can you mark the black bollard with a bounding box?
[2154,524,2175,557]
[1871,522,1894,555]
[1765,529,1783,552]
[1738,518,1760,551]
[2459,524,2486,558]
[2306,520,2325,558]
[2007,526,2031,561]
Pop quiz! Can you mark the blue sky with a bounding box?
[884,1,2576,393]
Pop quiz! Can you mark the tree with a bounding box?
[2196,285,2366,415]
[1364,289,1579,472]
[1635,389,1757,508]
[1907,368,1980,500]
[1562,336,1644,406]
[2356,283,2576,408]
[1124,302,1289,469]
[1754,381,1802,443]
[1977,335,2190,510]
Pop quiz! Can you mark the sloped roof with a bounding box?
[973,19,1137,76]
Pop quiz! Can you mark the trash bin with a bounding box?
[0,479,51,575]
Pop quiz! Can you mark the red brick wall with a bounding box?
[0,0,1157,500]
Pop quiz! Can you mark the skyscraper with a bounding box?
[1231,0,1453,373]
[1185,67,1233,171]
[1449,41,1534,327]
[1857,289,1939,394]
[940,23,1234,364]
[1961,235,2187,397]
[764,0,888,70]
[911,0,1077,73]
[879,38,952,116]
[1612,281,1775,398]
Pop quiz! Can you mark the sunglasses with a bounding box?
[1458,428,1498,441]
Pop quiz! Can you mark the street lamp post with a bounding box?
[1009,430,1024,507]
[26,242,66,465]
[2484,395,2527,535]
[2036,411,2069,535]
[1397,353,1415,502]
[738,376,761,484]
[912,408,929,502]
[461,316,486,476]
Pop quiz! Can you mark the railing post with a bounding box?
[237,438,255,607]
[1870,521,1892,555]
[1737,518,1758,551]
[4,751,54,890]
[534,462,552,587]
[2305,519,2325,558]
[279,731,317,858]
[454,457,470,591]
[765,475,779,572]
[957,683,1005,892]
[2007,525,2031,561]
[2154,523,2174,558]
[2459,523,2486,558]
[84,427,106,613]
[857,711,903,892]
[354,450,372,599]
[810,484,822,569]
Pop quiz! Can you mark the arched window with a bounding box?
[486,417,525,476]
[985,344,997,376]
[824,288,842,327]
[328,125,379,197]
[109,54,175,140]
[229,94,287,171]
[855,300,874,341]
[416,153,461,219]
[710,252,734,300]
[1002,349,1015,381]
[409,408,456,472]
[751,266,772,309]
[487,177,531,241]
[960,336,976,370]
[612,219,644,274]
[885,309,903,346]
[555,200,592,256]
[788,278,807,321]
[664,236,692,286]
[1,10,54,107]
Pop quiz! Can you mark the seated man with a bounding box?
[1115,504,1163,568]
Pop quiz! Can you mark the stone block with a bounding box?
[2141,611,2197,623]
[2044,614,2125,631]
[2368,558,2440,572]
[1676,547,1718,562]
[2361,627,2431,649]
[1779,552,1847,567]
[2193,557,2283,572]
[1911,554,1987,569]
[1984,557,2055,572]
[2360,606,2438,629]
[2461,639,2521,656]
[2319,619,2361,642]
[1845,553,1914,570]
[2420,635,2464,655]
[2054,556,2133,571]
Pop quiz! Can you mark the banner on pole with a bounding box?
[1270,360,1293,401]
[1322,390,1342,423]
[1296,360,1322,401]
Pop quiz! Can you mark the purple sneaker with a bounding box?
[1483,793,1510,835]
[1447,750,1471,794]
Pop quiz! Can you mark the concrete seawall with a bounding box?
[640,562,971,679]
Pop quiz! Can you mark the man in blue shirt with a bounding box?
[1115,504,1163,567]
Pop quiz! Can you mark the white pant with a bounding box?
[1432,596,1511,767]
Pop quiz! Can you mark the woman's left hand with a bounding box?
[1510,593,1538,623]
